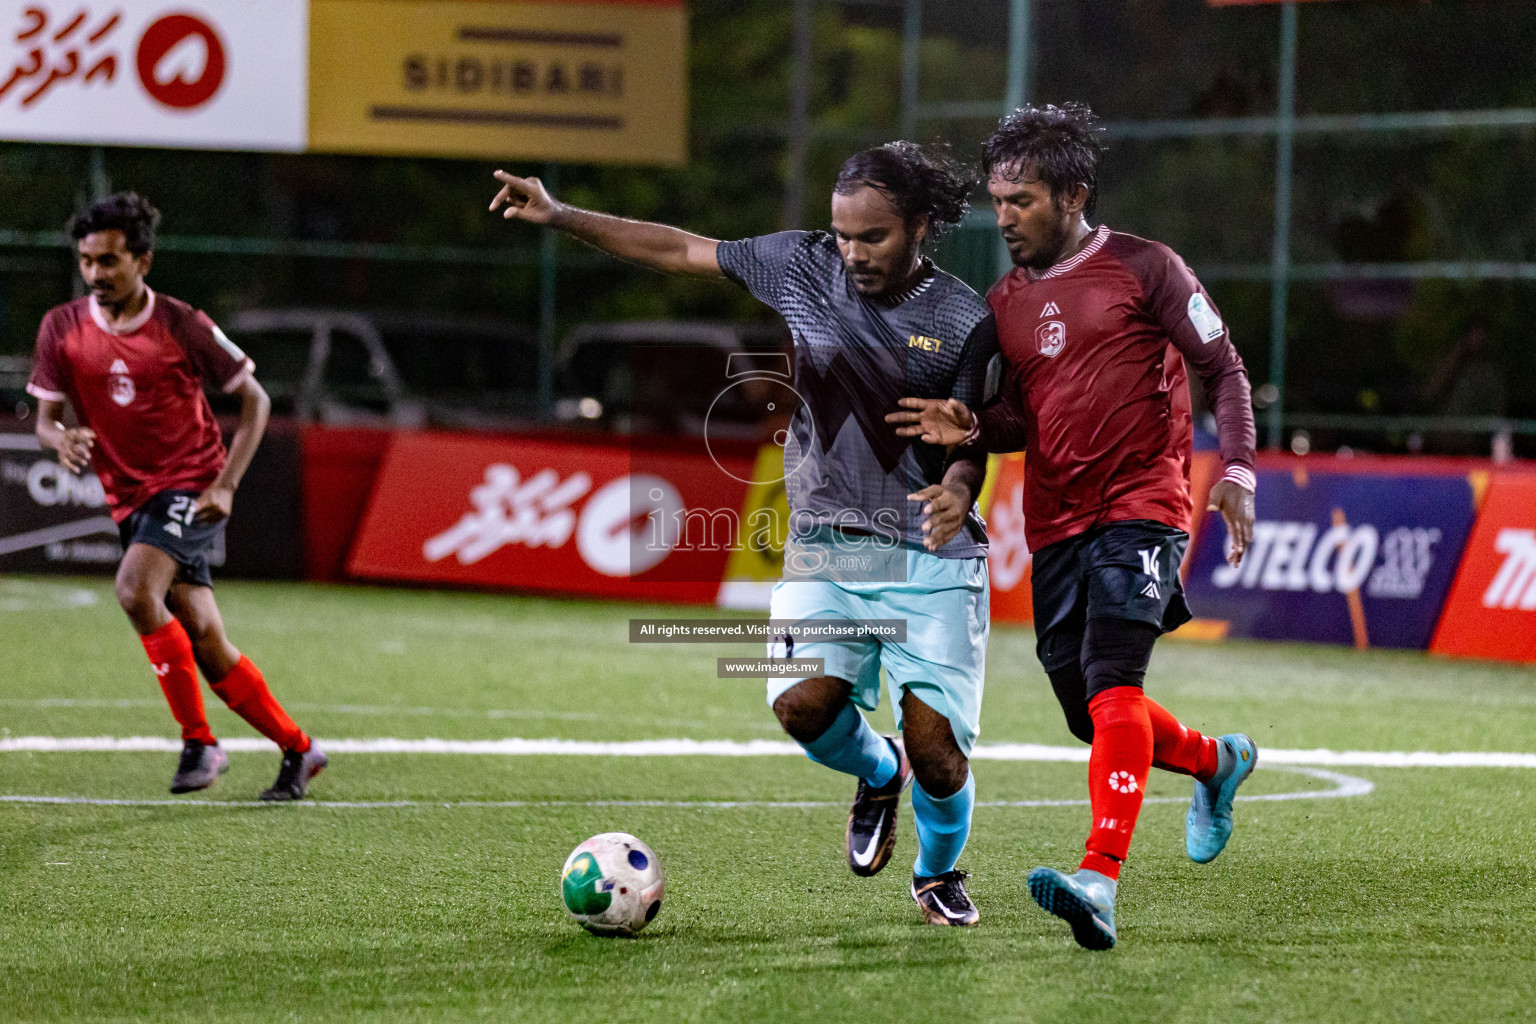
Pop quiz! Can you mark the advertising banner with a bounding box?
[0,0,308,151]
[1184,466,1478,649]
[716,443,790,610]
[0,426,301,578]
[309,0,686,164]
[0,432,122,571]
[984,452,1034,625]
[1430,473,1536,664]
[346,432,753,603]
[982,451,1218,628]
[0,0,685,164]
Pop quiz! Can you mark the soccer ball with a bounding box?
[560,832,666,936]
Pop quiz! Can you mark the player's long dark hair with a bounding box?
[982,103,1107,218]
[833,141,976,243]
[67,191,161,255]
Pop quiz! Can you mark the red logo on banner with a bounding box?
[346,434,752,604]
[136,14,225,109]
[1431,473,1536,664]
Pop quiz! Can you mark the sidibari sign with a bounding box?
[0,0,686,163]
[308,0,686,164]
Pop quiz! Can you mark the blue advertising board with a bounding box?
[1184,468,1478,649]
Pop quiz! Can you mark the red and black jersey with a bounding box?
[27,288,254,522]
[976,226,1256,551]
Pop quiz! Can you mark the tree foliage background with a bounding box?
[1,0,1532,448]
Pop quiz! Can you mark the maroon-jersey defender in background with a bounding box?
[888,104,1259,950]
[28,192,326,800]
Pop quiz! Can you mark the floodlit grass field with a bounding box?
[2,576,1534,1023]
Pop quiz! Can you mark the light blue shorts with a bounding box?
[765,535,989,756]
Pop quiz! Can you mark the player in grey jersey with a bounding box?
[491,143,997,925]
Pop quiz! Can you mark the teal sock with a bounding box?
[912,770,975,877]
[800,702,897,787]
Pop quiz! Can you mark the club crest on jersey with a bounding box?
[108,364,135,407]
[1035,320,1066,358]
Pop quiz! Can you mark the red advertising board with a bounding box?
[346,433,753,603]
[985,453,1034,624]
[1431,472,1536,664]
[984,451,1218,626]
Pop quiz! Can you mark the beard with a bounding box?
[1012,214,1074,271]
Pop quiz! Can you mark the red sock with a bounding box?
[141,620,215,745]
[1146,698,1220,782]
[210,655,309,753]
[1080,686,1153,881]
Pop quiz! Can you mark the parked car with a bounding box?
[555,320,791,438]
[222,309,542,430]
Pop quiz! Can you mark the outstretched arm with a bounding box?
[490,171,726,280]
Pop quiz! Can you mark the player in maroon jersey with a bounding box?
[887,105,1259,949]
[28,192,326,800]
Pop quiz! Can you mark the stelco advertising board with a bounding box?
[1183,467,1479,649]
[0,0,686,163]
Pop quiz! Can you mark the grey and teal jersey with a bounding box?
[716,230,999,558]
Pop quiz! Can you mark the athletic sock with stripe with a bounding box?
[1080,685,1153,881]
[140,619,215,745]
[210,655,310,753]
[800,701,898,787]
[912,770,975,877]
[1146,697,1221,782]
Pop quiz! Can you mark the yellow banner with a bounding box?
[721,444,793,588]
[309,0,687,164]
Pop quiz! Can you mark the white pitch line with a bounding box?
[0,698,769,733]
[0,767,1368,810]
[1,735,1534,767]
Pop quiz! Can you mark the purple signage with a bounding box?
[1184,468,1478,649]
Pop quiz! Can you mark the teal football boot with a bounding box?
[1027,866,1117,951]
[1186,733,1258,864]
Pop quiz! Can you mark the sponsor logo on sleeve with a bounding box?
[1187,292,1224,343]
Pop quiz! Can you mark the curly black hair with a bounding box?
[67,191,161,255]
[982,103,1107,218]
[833,141,977,243]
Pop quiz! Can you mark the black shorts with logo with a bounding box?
[1031,519,1193,673]
[118,489,225,588]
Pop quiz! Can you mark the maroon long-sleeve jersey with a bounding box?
[975,226,1256,551]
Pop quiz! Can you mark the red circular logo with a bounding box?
[136,14,227,110]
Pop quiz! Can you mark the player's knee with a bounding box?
[1081,617,1159,694]
[909,742,968,797]
[1062,706,1094,745]
[772,682,844,743]
[114,576,162,623]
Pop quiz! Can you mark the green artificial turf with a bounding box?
[2,576,1533,1023]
